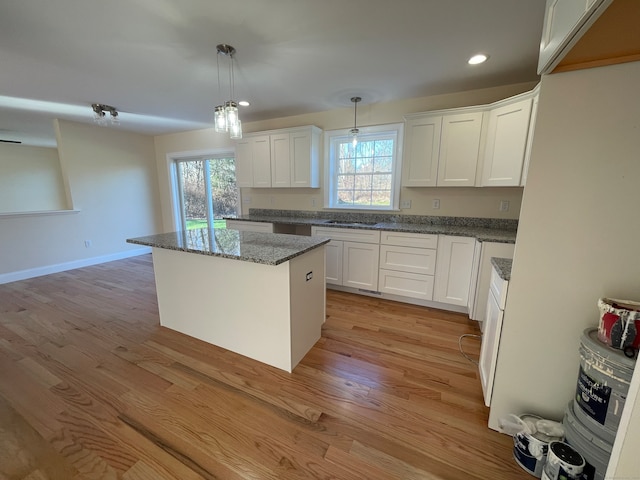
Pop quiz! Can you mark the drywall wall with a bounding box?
[153,82,537,231]
[0,119,162,280]
[0,143,67,212]
[488,60,640,474]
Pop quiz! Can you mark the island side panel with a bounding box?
[151,247,292,371]
[288,246,326,368]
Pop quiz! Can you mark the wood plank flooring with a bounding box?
[0,255,529,480]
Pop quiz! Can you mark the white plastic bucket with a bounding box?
[512,414,564,478]
[574,328,636,441]
[542,441,585,480]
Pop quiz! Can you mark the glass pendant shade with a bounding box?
[225,101,239,129]
[214,105,227,132]
[229,119,242,139]
[350,127,359,147]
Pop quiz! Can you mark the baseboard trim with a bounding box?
[0,247,152,285]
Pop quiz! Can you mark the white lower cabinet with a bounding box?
[469,242,515,323]
[311,227,380,290]
[343,241,379,290]
[433,235,477,307]
[377,232,438,300]
[479,265,509,407]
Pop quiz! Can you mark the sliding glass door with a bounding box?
[176,155,238,230]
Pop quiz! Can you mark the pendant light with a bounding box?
[214,44,242,139]
[349,96,361,147]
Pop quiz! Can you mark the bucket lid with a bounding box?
[580,328,637,370]
[548,441,585,467]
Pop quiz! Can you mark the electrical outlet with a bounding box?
[311,197,316,207]
[499,200,510,212]
[400,199,411,209]
[432,199,440,209]
[243,196,251,205]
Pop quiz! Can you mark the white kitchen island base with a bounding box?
[151,245,326,373]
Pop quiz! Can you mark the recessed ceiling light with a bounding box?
[238,100,250,107]
[468,54,489,65]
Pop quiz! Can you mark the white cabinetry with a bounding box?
[538,0,613,74]
[404,110,483,187]
[438,112,483,187]
[479,265,509,406]
[469,242,515,323]
[311,227,380,290]
[225,220,274,233]
[378,231,438,300]
[481,96,533,187]
[434,236,477,307]
[235,126,321,188]
[520,92,539,186]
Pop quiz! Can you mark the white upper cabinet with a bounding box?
[537,0,613,74]
[438,112,483,187]
[403,110,482,187]
[520,92,539,187]
[481,96,533,187]
[403,115,442,187]
[235,126,321,188]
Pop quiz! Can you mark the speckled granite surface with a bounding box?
[226,208,518,244]
[491,257,513,281]
[127,228,330,266]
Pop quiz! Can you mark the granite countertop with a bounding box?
[491,257,513,281]
[228,209,518,244]
[127,228,330,266]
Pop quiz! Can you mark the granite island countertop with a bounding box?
[127,228,330,266]
[491,257,513,281]
[228,209,518,244]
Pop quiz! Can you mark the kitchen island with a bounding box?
[127,228,329,372]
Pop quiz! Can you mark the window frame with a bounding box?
[324,123,403,211]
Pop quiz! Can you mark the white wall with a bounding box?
[489,61,640,471]
[0,143,67,212]
[0,119,162,281]
[153,82,538,231]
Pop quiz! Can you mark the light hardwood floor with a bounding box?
[0,255,529,480]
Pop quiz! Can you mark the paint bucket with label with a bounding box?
[541,441,585,480]
[512,414,564,477]
[574,328,636,442]
[562,402,612,480]
[597,298,640,352]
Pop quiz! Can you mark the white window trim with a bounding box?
[323,123,403,211]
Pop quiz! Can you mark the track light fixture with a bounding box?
[92,103,119,126]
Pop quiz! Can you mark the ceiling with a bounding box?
[0,0,545,147]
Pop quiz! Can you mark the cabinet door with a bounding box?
[290,129,318,188]
[379,245,436,275]
[235,139,253,188]
[324,239,343,285]
[537,0,611,74]
[481,97,533,187]
[343,241,380,291]
[403,115,441,187]
[378,269,434,300]
[520,94,539,186]
[437,112,482,187]
[434,235,476,306]
[469,242,515,322]
[270,133,291,187]
[479,289,504,407]
[252,135,272,188]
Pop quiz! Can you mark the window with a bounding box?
[174,154,239,230]
[325,124,403,210]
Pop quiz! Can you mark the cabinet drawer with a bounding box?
[378,269,434,300]
[379,245,436,275]
[380,231,438,249]
[311,227,380,244]
[489,266,509,310]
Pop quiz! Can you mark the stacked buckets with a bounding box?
[560,299,638,480]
